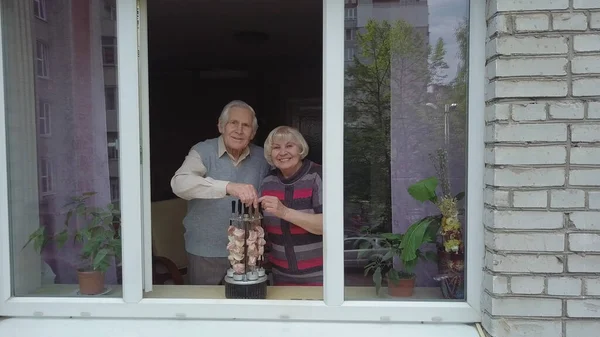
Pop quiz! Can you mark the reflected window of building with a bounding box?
[33,0,47,21]
[102,36,117,66]
[345,28,355,41]
[110,177,120,202]
[345,47,354,62]
[105,86,117,111]
[37,100,51,136]
[39,157,53,195]
[35,40,49,78]
[345,7,356,20]
[107,132,119,160]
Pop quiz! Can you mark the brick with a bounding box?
[566,321,600,337]
[571,147,600,165]
[572,56,600,74]
[485,210,563,230]
[568,255,600,272]
[549,101,584,119]
[515,14,549,32]
[585,278,600,295]
[592,12,600,29]
[490,297,562,317]
[484,188,510,207]
[513,190,548,208]
[574,35,600,52]
[551,189,585,208]
[487,167,565,187]
[570,233,600,252]
[568,299,600,317]
[488,58,567,78]
[570,170,600,186]
[487,253,563,273]
[487,232,564,251]
[589,192,600,209]
[489,146,566,165]
[483,272,509,294]
[511,276,545,294]
[491,124,567,142]
[589,102,600,119]
[488,80,567,99]
[571,212,600,230]
[485,103,509,121]
[489,36,568,56]
[484,316,562,337]
[572,124,600,142]
[511,102,547,121]
[574,0,600,9]
[553,12,588,31]
[492,0,569,11]
[573,78,600,97]
[548,277,582,296]
[488,14,510,37]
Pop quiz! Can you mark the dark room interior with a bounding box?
[147,0,323,201]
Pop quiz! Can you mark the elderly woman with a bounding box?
[257,126,323,286]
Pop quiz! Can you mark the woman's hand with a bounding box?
[258,196,288,219]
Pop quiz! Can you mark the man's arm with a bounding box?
[170,149,229,200]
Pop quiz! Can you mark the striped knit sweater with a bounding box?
[259,160,323,286]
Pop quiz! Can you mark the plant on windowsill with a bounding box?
[23,192,121,295]
[363,216,438,297]
[407,150,466,299]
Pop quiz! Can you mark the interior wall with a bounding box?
[149,66,322,201]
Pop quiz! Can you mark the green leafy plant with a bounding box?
[24,192,121,273]
[362,216,438,295]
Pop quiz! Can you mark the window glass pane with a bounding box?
[2,0,122,297]
[343,0,469,300]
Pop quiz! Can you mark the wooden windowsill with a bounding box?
[26,284,445,301]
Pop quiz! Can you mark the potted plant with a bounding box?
[24,192,121,295]
[407,150,466,299]
[363,217,438,297]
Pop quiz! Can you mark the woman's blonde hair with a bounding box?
[263,126,309,166]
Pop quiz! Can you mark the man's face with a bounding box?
[218,106,255,153]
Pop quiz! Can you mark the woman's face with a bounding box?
[271,137,303,177]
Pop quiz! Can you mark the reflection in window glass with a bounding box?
[343,0,468,301]
[2,0,121,297]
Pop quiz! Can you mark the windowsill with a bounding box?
[24,284,444,301]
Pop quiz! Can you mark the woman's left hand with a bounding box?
[258,196,288,219]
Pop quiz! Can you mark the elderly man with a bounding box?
[171,100,270,285]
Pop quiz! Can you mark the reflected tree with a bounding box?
[344,19,449,233]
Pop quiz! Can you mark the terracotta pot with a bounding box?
[77,270,105,295]
[387,276,416,297]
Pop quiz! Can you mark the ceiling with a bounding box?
[147,0,323,72]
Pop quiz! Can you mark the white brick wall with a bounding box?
[484,2,600,336]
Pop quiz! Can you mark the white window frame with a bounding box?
[37,100,51,136]
[33,0,47,21]
[35,39,49,78]
[0,0,485,324]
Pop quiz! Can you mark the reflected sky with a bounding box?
[428,0,469,82]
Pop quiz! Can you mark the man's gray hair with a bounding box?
[218,100,258,133]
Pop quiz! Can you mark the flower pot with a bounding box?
[77,270,105,295]
[387,276,416,297]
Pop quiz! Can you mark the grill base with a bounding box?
[224,276,268,299]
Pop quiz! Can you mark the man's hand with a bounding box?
[258,195,288,219]
[226,183,258,208]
